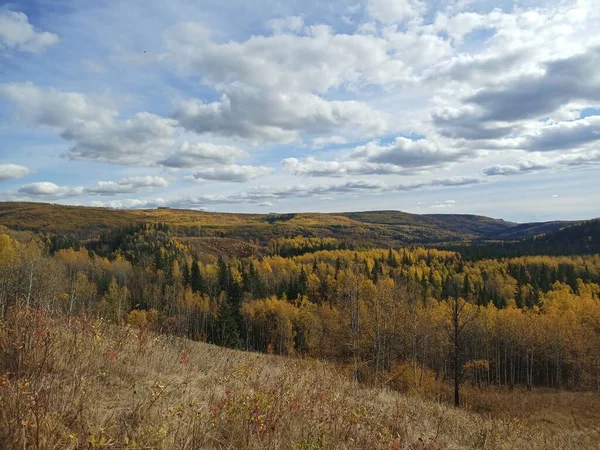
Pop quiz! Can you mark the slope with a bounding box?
[1,310,597,449]
[448,219,600,259]
[0,202,582,248]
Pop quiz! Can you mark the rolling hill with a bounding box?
[0,202,587,248]
[446,218,600,259]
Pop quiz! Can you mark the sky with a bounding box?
[0,0,599,223]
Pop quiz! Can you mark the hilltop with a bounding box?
[0,202,580,247]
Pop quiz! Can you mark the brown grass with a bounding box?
[1,308,598,449]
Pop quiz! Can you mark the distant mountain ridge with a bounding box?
[445,218,600,259]
[0,202,591,248]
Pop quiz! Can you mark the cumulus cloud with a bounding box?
[90,198,165,209]
[0,11,58,53]
[282,157,413,177]
[482,165,521,176]
[0,82,116,128]
[522,115,600,152]
[435,47,600,141]
[63,112,177,164]
[2,0,600,212]
[468,47,600,123]
[0,164,30,182]
[283,137,473,177]
[18,182,84,199]
[192,165,272,182]
[160,142,248,168]
[367,0,425,23]
[432,106,514,140]
[267,16,305,34]
[429,199,457,208]
[312,136,348,149]
[173,86,387,144]
[482,150,600,177]
[15,176,169,200]
[162,20,460,142]
[559,150,600,168]
[86,176,169,195]
[90,176,482,210]
[164,22,410,95]
[0,83,177,165]
[352,137,470,167]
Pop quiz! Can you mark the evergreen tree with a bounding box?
[217,256,229,293]
[388,248,398,268]
[298,267,308,296]
[182,260,191,287]
[217,297,242,349]
[191,261,204,293]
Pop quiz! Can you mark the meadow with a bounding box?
[1,307,598,449]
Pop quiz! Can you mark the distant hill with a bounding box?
[445,219,600,259]
[0,202,587,248]
[489,221,574,240]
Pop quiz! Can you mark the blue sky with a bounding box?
[1,0,599,222]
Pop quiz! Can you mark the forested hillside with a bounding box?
[1,205,599,448]
[0,202,582,246]
[446,219,600,259]
[1,222,599,392]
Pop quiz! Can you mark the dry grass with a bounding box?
[458,386,600,431]
[1,308,598,449]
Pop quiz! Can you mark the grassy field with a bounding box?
[1,308,598,449]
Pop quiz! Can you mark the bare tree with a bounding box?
[442,296,479,407]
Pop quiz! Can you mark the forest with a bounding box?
[1,209,600,448]
[1,218,599,401]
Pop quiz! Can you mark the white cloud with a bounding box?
[0,83,177,165]
[282,157,413,177]
[15,176,169,200]
[192,165,272,182]
[18,182,84,199]
[466,47,600,123]
[0,11,58,53]
[164,20,456,142]
[312,136,348,148]
[86,176,169,195]
[432,12,488,43]
[62,112,177,164]
[482,165,521,176]
[482,149,600,177]
[522,115,600,152]
[91,198,164,209]
[267,16,305,34]
[160,142,248,168]
[367,0,425,23]
[94,176,483,210]
[430,199,457,208]
[173,85,387,144]
[284,137,473,177]
[0,164,30,182]
[2,0,600,217]
[351,137,471,168]
[0,82,116,128]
